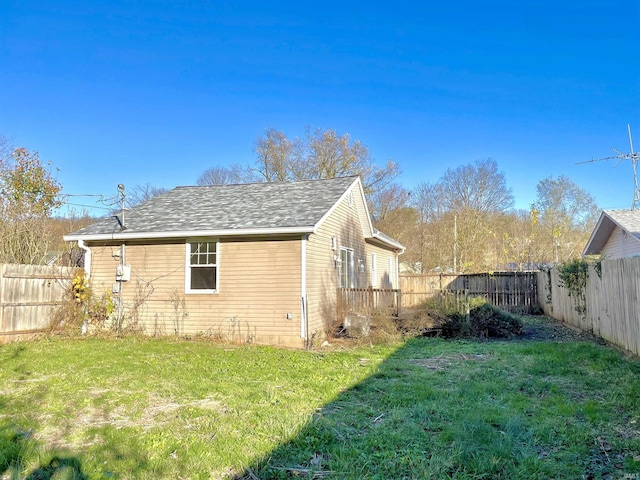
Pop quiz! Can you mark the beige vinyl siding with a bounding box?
[370,252,377,287]
[87,237,303,347]
[601,226,640,259]
[306,190,372,337]
[365,243,397,288]
[351,183,399,287]
[351,185,374,238]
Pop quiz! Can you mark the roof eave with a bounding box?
[63,226,315,242]
[581,210,640,256]
[582,211,609,256]
[370,231,405,253]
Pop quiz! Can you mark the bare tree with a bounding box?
[47,210,95,266]
[412,181,445,223]
[368,182,418,266]
[369,182,410,224]
[0,135,12,164]
[197,127,398,196]
[439,159,514,213]
[307,129,367,179]
[534,175,599,263]
[251,127,399,194]
[535,175,599,231]
[197,166,236,186]
[254,128,297,182]
[196,164,258,186]
[127,183,169,207]
[409,161,515,273]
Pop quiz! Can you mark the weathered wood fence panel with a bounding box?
[0,264,75,340]
[399,274,457,306]
[400,272,538,311]
[538,257,640,356]
[336,287,401,320]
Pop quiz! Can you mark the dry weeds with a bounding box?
[409,353,490,371]
[33,391,225,449]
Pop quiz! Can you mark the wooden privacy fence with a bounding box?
[0,264,75,341]
[400,272,539,311]
[538,258,640,356]
[337,287,401,320]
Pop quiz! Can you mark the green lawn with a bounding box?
[1,316,640,479]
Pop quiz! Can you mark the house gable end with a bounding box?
[584,209,640,257]
[314,177,374,237]
[583,212,614,256]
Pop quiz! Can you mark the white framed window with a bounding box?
[371,252,377,287]
[185,240,218,294]
[388,257,394,288]
[339,247,355,288]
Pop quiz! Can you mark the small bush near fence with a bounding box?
[444,301,523,339]
[401,296,523,339]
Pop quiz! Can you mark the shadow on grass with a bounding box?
[0,423,87,480]
[233,336,522,479]
[233,327,639,479]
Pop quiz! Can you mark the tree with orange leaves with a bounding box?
[0,146,62,264]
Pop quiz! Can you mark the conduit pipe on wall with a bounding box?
[78,239,92,278]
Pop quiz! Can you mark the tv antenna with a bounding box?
[577,124,639,209]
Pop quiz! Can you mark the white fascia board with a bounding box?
[313,177,360,233]
[582,211,608,256]
[63,226,315,242]
[354,178,375,237]
[372,232,405,253]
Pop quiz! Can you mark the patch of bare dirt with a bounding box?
[520,315,603,342]
[409,353,490,371]
[35,393,225,449]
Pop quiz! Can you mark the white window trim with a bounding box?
[185,239,220,294]
[339,246,355,288]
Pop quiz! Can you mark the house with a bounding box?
[63,176,404,348]
[583,209,640,259]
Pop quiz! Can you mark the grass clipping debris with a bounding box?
[401,297,523,339]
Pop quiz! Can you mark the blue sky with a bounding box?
[1,0,638,216]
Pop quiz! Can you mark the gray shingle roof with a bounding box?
[65,176,359,239]
[604,209,640,239]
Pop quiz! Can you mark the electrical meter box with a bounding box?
[115,264,131,282]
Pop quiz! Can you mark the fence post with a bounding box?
[369,286,374,313]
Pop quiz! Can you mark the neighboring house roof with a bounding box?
[64,176,404,251]
[583,209,640,256]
